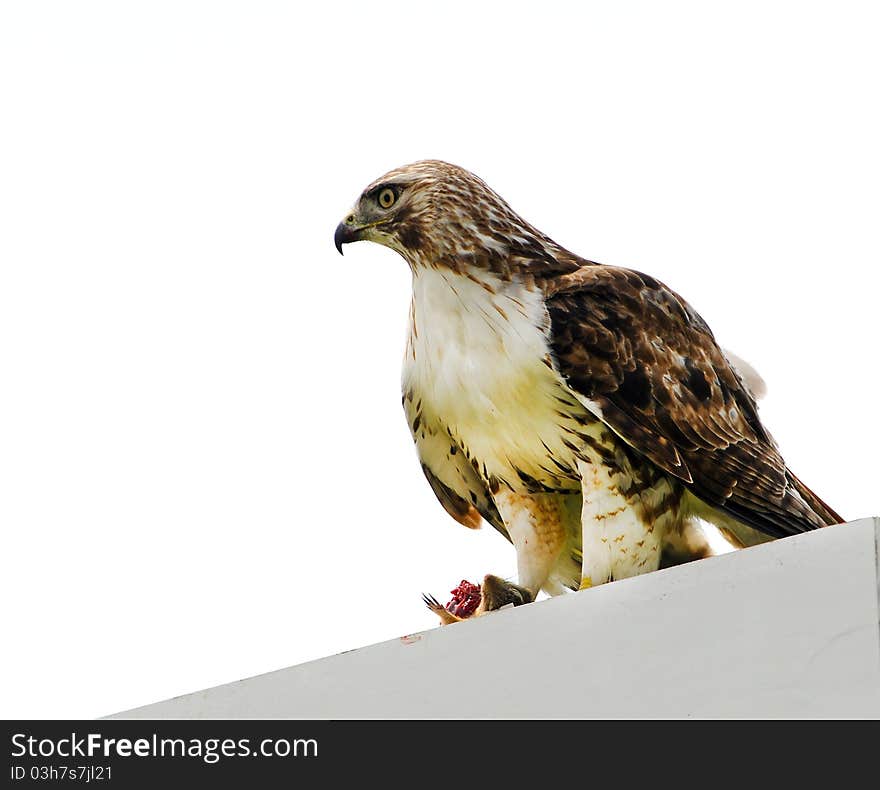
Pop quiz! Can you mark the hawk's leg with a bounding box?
[576,458,680,587]
[493,489,570,597]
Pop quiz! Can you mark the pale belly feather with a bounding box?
[401,267,595,493]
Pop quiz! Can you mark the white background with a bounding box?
[1,2,877,719]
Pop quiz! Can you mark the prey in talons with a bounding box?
[424,575,533,625]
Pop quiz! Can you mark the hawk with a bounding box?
[334,161,841,598]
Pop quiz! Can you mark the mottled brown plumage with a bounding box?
[546,265,840,538]
[335,160,841,596]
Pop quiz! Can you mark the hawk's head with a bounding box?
[334,160,574,274]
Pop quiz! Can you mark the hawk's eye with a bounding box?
[377,188,396,209]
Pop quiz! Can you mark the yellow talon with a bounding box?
[578,577,593,590]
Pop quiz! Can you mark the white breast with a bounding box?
[402,266,591,491]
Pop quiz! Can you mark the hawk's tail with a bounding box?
[724,472,843,548]
[788,471,842,529]
[691,471,843,550]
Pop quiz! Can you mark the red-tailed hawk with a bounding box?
[334,161,841,597]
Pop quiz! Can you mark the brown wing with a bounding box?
[545,265,841,538]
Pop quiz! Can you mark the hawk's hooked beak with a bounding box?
[334,215,364,255]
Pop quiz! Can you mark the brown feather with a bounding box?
[545,265,841,537]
